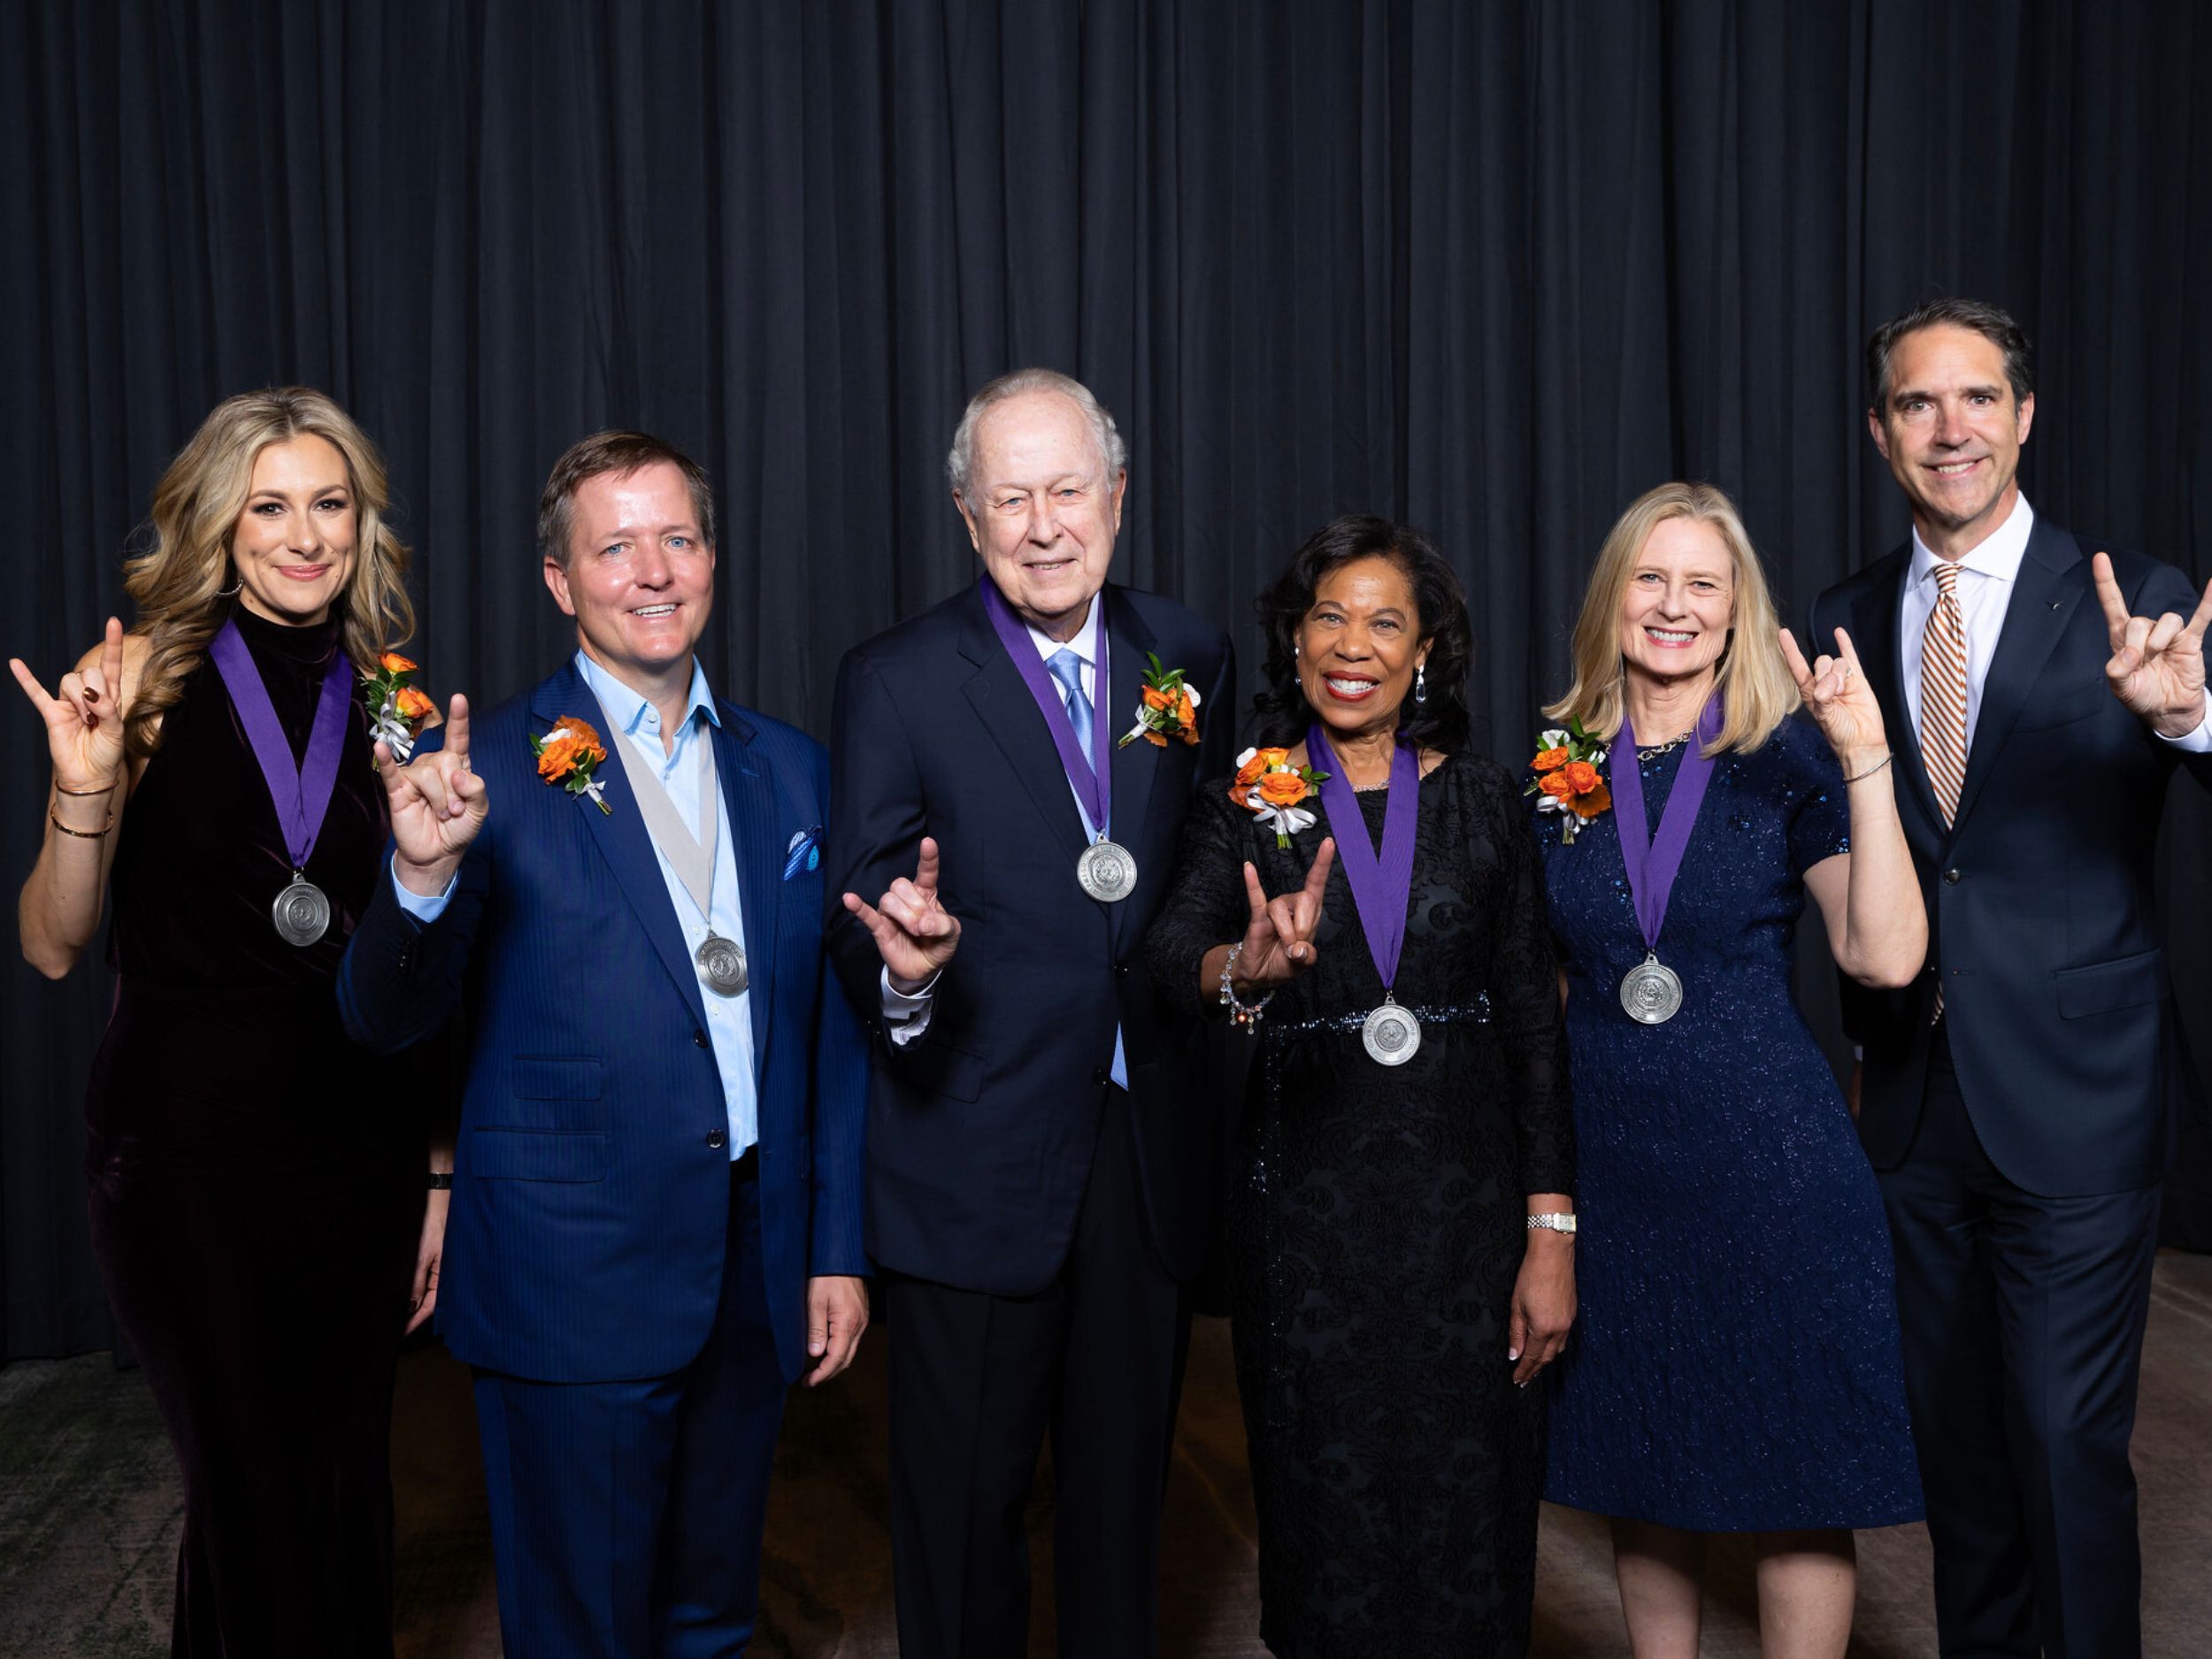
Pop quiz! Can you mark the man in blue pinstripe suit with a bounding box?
[339,431,868,1656]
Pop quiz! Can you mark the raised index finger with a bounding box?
[2091,552,2132,648]
[100,616,125,695]
[1777,627,1815,693]
[1242,860,1271,923]
[442,694,472,763]
[1302,836,1337,904]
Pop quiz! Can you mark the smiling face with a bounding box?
[1295,555,1430,743]
[1869,322,2035,557]
[541,460,715,690]
[1616,516,1736,690]
[228,434,358,627]
[956,389,1125,641]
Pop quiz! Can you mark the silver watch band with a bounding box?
[1526,1211,1577,1235]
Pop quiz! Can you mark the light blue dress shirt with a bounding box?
[393,650,759,1157]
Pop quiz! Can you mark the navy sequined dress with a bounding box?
[1533,715,1921,1531]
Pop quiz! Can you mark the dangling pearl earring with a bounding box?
[1414,664,1427,705]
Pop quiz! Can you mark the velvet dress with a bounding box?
[83,605,426,1655]
[1148,754,1573,1658]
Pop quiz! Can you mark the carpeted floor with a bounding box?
[6,1251,2211,1656]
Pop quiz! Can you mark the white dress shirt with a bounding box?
[881,592,1129,1088]
[1898,494,2212,752]
[395,651,759,1157]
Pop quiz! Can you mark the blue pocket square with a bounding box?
[783,826,823,879]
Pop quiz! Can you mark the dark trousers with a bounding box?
[1878,1028,2161,1659]
[472,1155,787,1658]
[884,1087,1187,1659]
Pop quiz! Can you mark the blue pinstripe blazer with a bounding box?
[338,659,868,1384]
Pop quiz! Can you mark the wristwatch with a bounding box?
[1525,1211,1577,1235]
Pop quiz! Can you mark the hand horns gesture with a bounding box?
[2093,552,2212,738]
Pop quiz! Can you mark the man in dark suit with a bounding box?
[1810,298,2212,1657]
[826,369,1235,1658]
[339,432,869,1655]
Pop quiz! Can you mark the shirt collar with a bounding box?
[572,649,720,738]
[1025,591,1102,668]
[1910,492,2036,590]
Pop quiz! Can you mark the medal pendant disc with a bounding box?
[695,934,749,996]
[1619,955,1684,1025]
[1361,1002,1422,1066]
[1077,839,1138,902]
[272,878,331,947]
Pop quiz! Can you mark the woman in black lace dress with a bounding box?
[1147,516,1576,1657]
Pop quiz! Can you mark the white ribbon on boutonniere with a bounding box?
[1228,746,1329,849]
[359,652,435,764]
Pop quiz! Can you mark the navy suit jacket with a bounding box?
[338,660,868,1384]
[1809,521,2212,1197]
[825,582,1236,1295]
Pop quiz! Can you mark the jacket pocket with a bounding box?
[896,1033,984,1102]
[2055,949,2169,1018]
[466,1127,611,1182]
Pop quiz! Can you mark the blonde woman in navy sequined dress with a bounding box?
[1534,483,1924,1655]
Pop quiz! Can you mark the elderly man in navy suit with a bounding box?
[827,370,1235,1658]
[1810,298,2212,1658]
[340,431,868,1655]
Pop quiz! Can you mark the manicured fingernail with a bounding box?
[1507,1348,1521,1361]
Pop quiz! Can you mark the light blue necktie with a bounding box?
[1047,649,1094,755]
[1046,645,1128,1089]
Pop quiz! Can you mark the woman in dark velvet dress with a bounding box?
[11,388,446,1656]
[1147,517,1576,1658]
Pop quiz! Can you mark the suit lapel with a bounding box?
[956,586,1094,864]
[711,710,781,1082]
[1952,522,2083,830]
[534,666,710,1036]
[1104,587,1162,951]
[1851,550,1946,853]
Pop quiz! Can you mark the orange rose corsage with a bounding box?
[1523,718,1611,844]
[360,650,434,764]
[1229,746,1330,849]
[532,715,611,814]
[1118,653,1202,749]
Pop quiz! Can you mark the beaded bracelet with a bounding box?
[1219,941,1276,1030]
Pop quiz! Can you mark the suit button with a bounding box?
[706,1129,727,1149]
[1092,1067,1109,1085]
[695,1029,710,1048]
[1114,964,1130,979]
[1943,868,1962,885]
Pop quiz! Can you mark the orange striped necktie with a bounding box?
[1920,561,1969,826]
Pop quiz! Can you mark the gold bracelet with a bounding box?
[49,810,113,839]
[54,780,119,796]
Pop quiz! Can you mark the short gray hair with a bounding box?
[946,368,1127,504]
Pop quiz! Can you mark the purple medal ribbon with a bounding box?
[1610,696,1724,952]
[1308,725,1419,994]
[979,578,1111,835]
[207,618,355,873]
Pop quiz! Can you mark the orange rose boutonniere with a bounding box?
[532,715,611,814]
[360,651,433,764]
[1228,745,1330,849]
[1118,653,1202,749]
[1523,718,1610,844]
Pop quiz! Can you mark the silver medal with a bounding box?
[695,933,749,996]
[272,875,331,947]
[1619,952,1683,1025]
[1077,839,1138,902]
[1361,999,1423,1066]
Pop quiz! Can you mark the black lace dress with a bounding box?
[1147,752,1573,1658]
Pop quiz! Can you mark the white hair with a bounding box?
[946,368,1127,503]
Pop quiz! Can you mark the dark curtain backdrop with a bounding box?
[5,0,2209,1358]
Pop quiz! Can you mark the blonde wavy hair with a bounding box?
[1545,481,1798,756]
[122,388,414,756]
